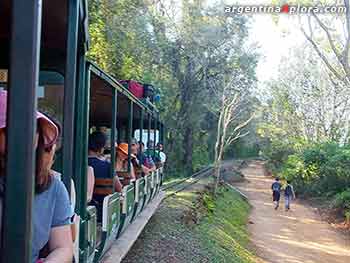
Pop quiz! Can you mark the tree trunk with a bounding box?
[213,160,221,195]
[183,126,194,176]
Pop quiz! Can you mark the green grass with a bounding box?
[123,181,258,263]
[195,186,258,263]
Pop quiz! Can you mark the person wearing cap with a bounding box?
[130,138,152,177]
[0,90,73,263]
[115,143,136,183]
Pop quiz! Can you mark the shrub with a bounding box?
[278,143,350,198]
[333,189,350,211]
[264,140,350,217]
[202,192,215,214]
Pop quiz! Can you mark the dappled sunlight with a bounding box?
[233,161,350,263]
[263,202,274,207]
[278,214,321,225]
[270,236,350,255]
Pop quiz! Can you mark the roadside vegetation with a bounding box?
[257,1,350,224]
[123,179,258,263]
[263,142,350,220]
[196,186,258,263]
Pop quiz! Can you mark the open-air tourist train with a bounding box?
[0,1,165,262]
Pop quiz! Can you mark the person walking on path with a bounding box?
[271,177,282,210]
[284,180,296,211]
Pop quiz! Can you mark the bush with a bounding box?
[263,140,350,217]
[277,143,350,198]
[333,189,350,211]
[202,192,215,214]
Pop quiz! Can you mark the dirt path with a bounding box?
[234,161,350,263]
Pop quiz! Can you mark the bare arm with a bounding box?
[141,165,150,175]
[114,176,123,192]
[87,166,95,202]
[149,163,156,172]
[130,165,136,180]
[45,225,73,263]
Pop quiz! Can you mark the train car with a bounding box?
[88,63,164,262]
[0,1,165,263]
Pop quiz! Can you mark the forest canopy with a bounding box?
[87,0,259,175]
[87,0,350,216]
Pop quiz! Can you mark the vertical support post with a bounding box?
[110,89,117,180]
[75,57,89,262]
[153,115,157,156]
[74,55,86,212]
[147,113,151,150]
[81,63,91,261]
[2,0,42,262]
[157,120,160,143]
[62,0,79,192]
[139,109,144,161]
[160,123,164,146]
[163,125,166,149]
[127,101,133,172]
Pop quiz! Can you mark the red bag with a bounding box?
[128,80,144,98]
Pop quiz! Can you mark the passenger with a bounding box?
[138,141,156,172]
[87,166,95,203]
[0,90,73,263]
[88,131,122,192]
[145,140,162,165]
[45,117,79,208]
[88,132,122,222]
[130,138,151,176]
[115,143,136,182]
[156,142,167,164]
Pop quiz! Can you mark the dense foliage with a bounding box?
[87,0,258,176]
[263,141,350,217]
[258,4,350,219]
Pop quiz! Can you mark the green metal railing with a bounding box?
[2,0,42,262]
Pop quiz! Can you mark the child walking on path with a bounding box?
[271,178,282,210]
[284,180,296,211]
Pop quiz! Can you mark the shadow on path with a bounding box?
[234,161,350,263]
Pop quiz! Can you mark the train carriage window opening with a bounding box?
[88,67,123,193]
[127,100,133,173]
[37,79,65,177]
[134,129,160,147]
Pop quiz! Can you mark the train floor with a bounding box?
[234,160,350,263]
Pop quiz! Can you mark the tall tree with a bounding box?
[88,0,259,174]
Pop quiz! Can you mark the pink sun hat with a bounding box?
[0,89,59,147]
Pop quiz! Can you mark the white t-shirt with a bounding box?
[159,151,167,163]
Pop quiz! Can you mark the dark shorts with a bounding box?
[273,191,280,202]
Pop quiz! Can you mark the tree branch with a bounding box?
[301,24,346,83]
